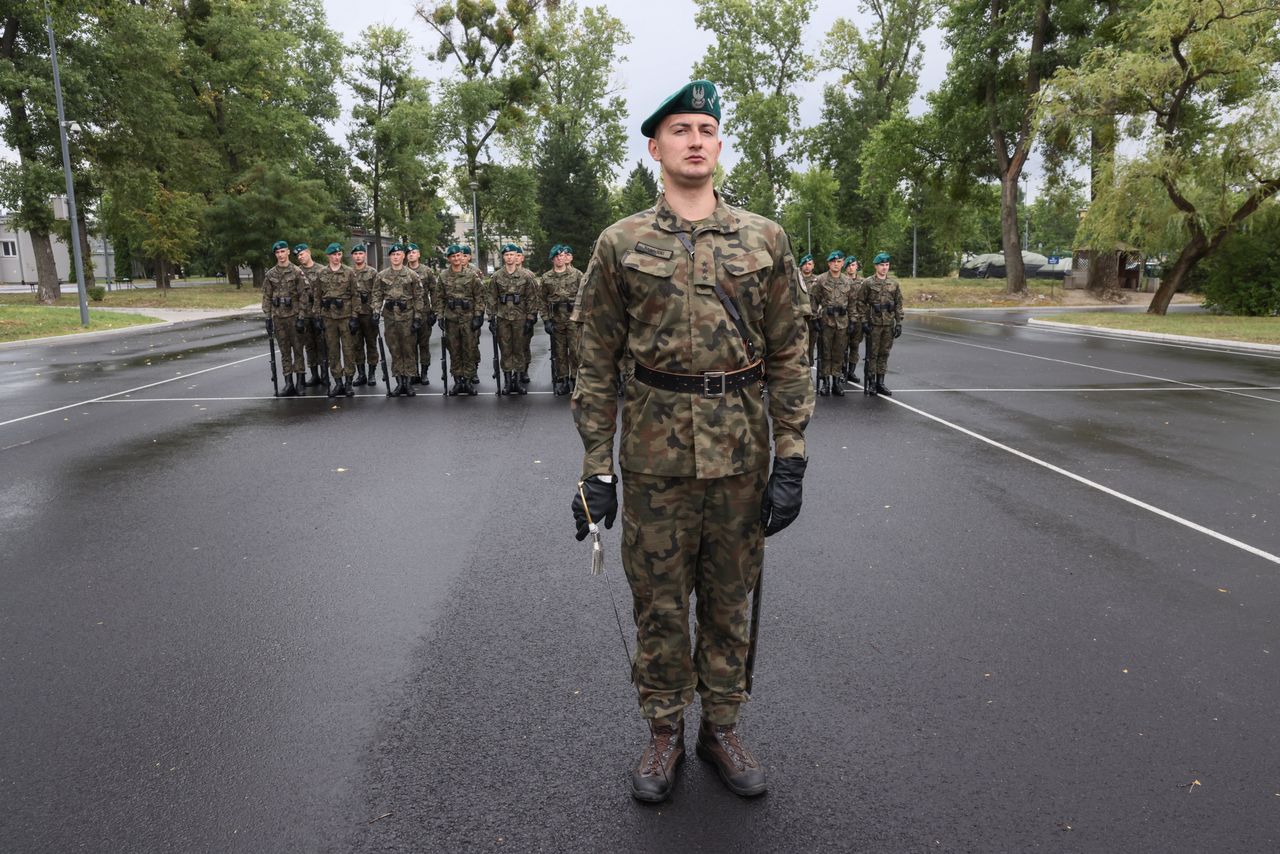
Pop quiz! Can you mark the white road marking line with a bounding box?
[890,386,1280,393]
[882,393,1280,567]
[0,353,267,428]
[89,391,561,402]
[906,330,1280,404]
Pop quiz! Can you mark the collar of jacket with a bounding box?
[653,191,740,235]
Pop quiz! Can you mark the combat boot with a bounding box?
[516,372,528,395]
[500,371,513,395]
[353,365,367,386]
[410,374,421,385]
[305,366,321,387]
[327,376,342,398]
[696,719,766,797]
[295,372,307,393]
[449,378,464,396]
[631,718,685,803]
[875,373,892,396]
[831,375,845,396]
[404,375,416,397]
[848,366,860,385]
[817,377,829,397]
[344,376,354,397]
[421,369,430,386]
[280,374,297,397]
[464,378,478,396]
[520,370,530,384]
[391,376,406,396]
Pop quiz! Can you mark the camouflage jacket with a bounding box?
[541,267,583,319]
[431,266,486,322]
[373,266,424,321]
[313,264,358,321]
[798,270,816,319]
[298,262,323,316]
[351,264,379,315]
[571,192,813,480]
[488,267,539,321]
[406,264,436,313]
[812,272,857,327]
[261,263,306,318]
[855,275,904,326]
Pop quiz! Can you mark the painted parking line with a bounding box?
[880,393,1280,567]
[906,330,1280,404]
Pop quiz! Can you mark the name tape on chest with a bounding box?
[633,242,674,261]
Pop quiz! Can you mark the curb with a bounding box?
[0,309,258,351]
[1026,318,1280,353]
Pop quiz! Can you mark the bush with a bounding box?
[88,286,106,302]
[1199,209,1280,316]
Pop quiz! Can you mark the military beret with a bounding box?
[271,240,288,252]
[843,256,858,269]
[388,243,405,254]
[548,244,562,260]
[325,242,343,255]
[446,244,463,256]
[826,250,845,262]
[351,243,366,253]
[501,243,521,254]
[461,245,472,254]
[874,252,892,264]
[561,245,573,254]
[406,242,419,252]
[293,243,309,254]
[798,253,812,266]
[641,79,722,138]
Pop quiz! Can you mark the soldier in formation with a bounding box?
[570,80,813,803]
[855,251,904,396]
[488,243,541,395]
[842,255,863,385]
[406,243,436,385]
[294,244,326,389]
[796,253,816,369]
[433,244,486,396]
[262,240,307,397]
[373,243,425,397]
[540,244,582,396]
[811,250,856,396]
[349,244,380,387]
[313,242,359,397]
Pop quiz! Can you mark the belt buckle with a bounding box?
[702,371,726,398]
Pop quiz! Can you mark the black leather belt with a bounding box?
[633,360,763,398]
[825,307,847,316]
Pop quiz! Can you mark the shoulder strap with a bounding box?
[675,231,758,365]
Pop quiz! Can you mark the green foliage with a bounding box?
[613,161,659,220]
[535,131,611,270]
[88,286,106,302]
[204,164,337,270]
[1198,206,1280,316]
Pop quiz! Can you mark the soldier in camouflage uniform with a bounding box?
[262,240,306,397]
[540,244,581,396]
[314,243,359,398]
[294,244,326,390]
[842,255,863,385]
[510,247,540,384]
[797,253,817,369]
[488,243,540,395]
[855,251,904,396]
[432,244,487,396]
[811,251,855,397]
[460,244,483,386]
[349,244,380,387]
[564,245,587,389]
[373,243,425,397]
[406,243,435,386]
[570,80,813,803]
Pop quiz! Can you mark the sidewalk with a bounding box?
[1026,317,1280,353]
[0,305,259,350]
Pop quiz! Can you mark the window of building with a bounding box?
[1,240,16,257]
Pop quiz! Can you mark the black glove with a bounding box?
[760,456,807,537]
[265,318,274,335]
[893,324,902,339]
[411,317,423,333]
[372,311,381,323]
[523,318,535,336]
[544,319,555,335]
[348,317,359,334]
[438,316,447,331]
[427,311,438,326]
[488,317,497,333]
[847,324,856,336]
[470,315,483,332]
[572,475,618,541]
[862,321,872,335]
[312,317,323,332]
[294,317,305,333]
[810,317,821,333]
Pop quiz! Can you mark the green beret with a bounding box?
[843,256,858,269]
[271,240,288,252]
[641,79,722,138]
[351,243,366,253]
[388,243,405,254]
[874,252,892,264]
[548,244,563,260]
[325,242,343,255]
[406,243,419,252]
[293,243,309,254]
[561,245,573,254]
[460,245,472,254]
[501,243,521,254]
[446,244,463,256]
[826,250,845,262]
[798,253,812,266]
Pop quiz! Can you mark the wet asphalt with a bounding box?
[1,309,1278,853]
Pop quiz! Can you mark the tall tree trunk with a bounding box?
[372,160,383,270]
[1149,233,1208,315]
[30,228,61,304]
[76,212,96,290]
[999,172,1026,293]
[1086,122,1119,294]
[250,263,265,288]
[155,256,169,289]
[226,262,242,287]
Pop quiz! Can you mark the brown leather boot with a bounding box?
[696,719,766,797]
[630,718,685,803]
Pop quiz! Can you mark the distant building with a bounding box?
[1,199,117,286]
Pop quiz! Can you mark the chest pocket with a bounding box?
[620,249,681,327]
[721,248,772,320]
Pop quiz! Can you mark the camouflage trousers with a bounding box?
[444,318,480,381]
[620,468,767,726]
[548,324,573,381]
[384,318,416,376]
[804,320,816,367]
[867,324,895,374]
[569,321,584,376]
[301,321,322,373]
[845,323,864,371]
[321,318,357,379]
[496,318,530,372]
[270,318,303,375]
[819,323,848,378]
[519,323,533,371]
[414,324,432,376]
[355,313,379,368]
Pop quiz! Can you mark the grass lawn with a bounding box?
[0,306,162,343]
[1043,312,1280,345]
[0,282,259,311]
[900,277,1067,307]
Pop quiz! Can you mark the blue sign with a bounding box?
[1047,256,1060,264]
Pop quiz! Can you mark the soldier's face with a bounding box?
[847,263,858,276]
[648,114,721,188]
[352,251,366,266]
[408,250,420,264]
[876,261,890,276]
[274,248,290,265]
[828,260,842,274]
[389,251,405,268]
[328,251,343,266]
[552,254,567,270]
[297,250,311,265]
[800,261,813,275]
[503,251,518,267]
[449,253,465,270]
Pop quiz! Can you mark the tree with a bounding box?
[1044,0,1280,314]
[535,130,611,270]
[693,0,817,218]
[613,161,659,221]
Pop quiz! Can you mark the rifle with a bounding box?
[266,319,279,396]
[549,322,559,391]
[316,316,330,389]
[376,328,392,396]
[814,321,823,394]
[491,315,501,396]
[439,318,449,395]
[863,321,876,397]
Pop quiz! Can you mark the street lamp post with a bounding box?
[469,180,480,272]
[45,4,88,326]
[806,211,812,256]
